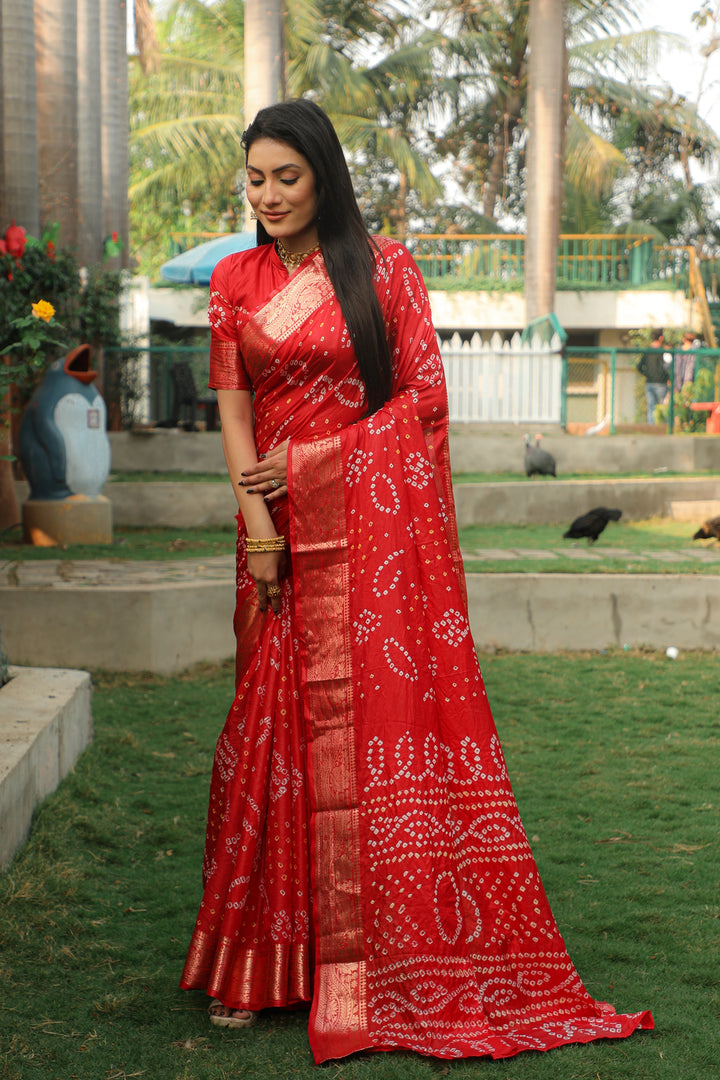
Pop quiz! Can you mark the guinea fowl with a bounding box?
[692,515,720,541]
[523,433,557,477]
[563,507,622,544]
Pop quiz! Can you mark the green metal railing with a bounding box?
[168,231,694,291]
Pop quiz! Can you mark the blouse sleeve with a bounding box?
[208,258,251,391]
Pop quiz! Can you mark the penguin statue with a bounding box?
[18,344,111,500]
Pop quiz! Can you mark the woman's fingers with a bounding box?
[240,441,290,492]
[265,582,282,614]
[247,550,285,615]
[256,581,282,614]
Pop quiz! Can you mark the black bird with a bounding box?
[523,433,556,477]
[563,507,622,544]
[692,515,720,541]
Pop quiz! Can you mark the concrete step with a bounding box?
[669,500,720,523]
[0,557,236,674]
[1,558,718,672]
[106,429,720,476]
[14,475,720,529]
[0,666,92,868]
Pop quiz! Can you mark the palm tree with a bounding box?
[101,0,130,266]
[434,0,719,226]
[243,0,283,226]
[0,0,39,533]
[129,0,246,273]
[0,0,40,234]
[77,0,104,266]
[287,0,444,229]
[134,0,161,74]
[129,0,442,259]
[35,0,80,250]
[525,0,566,322]
[244,0,283,122]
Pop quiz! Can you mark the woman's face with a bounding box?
[246,137,319,252]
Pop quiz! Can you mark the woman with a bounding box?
[180,99,652,1063]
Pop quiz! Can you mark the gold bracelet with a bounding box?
[246,535,286,553]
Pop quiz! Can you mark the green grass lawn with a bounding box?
[1,653,718,1079]
[0,524,237,561]
[459,520,720,574]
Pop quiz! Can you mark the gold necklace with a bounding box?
[275,238,320,271]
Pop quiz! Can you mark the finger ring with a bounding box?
[266,584,282,597]
[270,478,281,490]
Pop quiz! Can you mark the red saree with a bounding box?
[180,238,653,1061]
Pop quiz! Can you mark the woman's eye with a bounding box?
[248,179,263,187]
[281,177,299,186]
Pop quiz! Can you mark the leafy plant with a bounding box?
[0,221,124,424]
[654,367,716,431]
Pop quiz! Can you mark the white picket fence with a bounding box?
[440,331,564,424]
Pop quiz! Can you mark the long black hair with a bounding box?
[241,99,392,415]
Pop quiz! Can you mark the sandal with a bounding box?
[208,998,257,1029]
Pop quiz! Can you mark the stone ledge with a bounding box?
[1,571,719,676]
[0,580,236,674]
[669,500,720,523]
[467,573,720,653]
[103,429,720,476]
[0,666,92,869]
[15,475,720,528]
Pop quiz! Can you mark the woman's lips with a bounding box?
[262,211,288,221]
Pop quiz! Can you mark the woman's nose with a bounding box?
[263,180,282,205]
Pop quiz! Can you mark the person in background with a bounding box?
[179,98,652,1065]
[673,330,699,392]
[637,328,669,423]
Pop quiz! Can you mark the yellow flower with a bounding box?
[32,299,55,322]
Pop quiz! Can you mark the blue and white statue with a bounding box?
[18,344,111,500]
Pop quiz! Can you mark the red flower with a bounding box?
[4,221,26,259]
[0,239,6,255]
[7,271,13,281]
[111,230,119,243]
[45,240,57,260]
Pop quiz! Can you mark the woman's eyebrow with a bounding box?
[246,163,302,175]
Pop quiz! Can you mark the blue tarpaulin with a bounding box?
[159,232,257,285]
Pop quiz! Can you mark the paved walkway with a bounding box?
[2,546,719,589]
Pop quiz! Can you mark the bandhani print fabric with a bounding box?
[181,237,653,1062]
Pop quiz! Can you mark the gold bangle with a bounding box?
[246,535,286,553]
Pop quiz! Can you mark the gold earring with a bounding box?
[250,210,257,220]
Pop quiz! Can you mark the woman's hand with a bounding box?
[240,440,289,502]
[247,549,286,615]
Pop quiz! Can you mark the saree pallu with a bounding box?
[289,399,653,1061]
[182,239,652,1061]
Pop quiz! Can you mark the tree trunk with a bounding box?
[35,0,79,250]
[77,0,104,266]
[0,365,19,533]
[0,0,40,233]
[134,0,160,74]
[525,0,566,324]
[481,90,523,221]
[101,0,130,267]
[243,0,283,228]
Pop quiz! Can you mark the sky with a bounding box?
[638,0,720,131]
